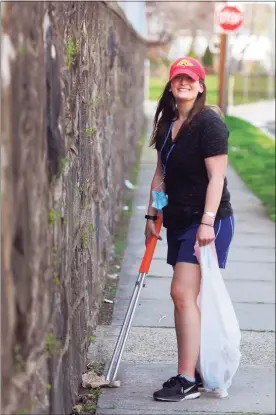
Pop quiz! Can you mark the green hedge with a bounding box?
[225,116,275,221]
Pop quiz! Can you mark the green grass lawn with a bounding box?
[149,75,219,104]
[149,75,218,105]
[149,74,274,106]
[225,116,275,221]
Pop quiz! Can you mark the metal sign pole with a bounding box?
[216,2,243,113]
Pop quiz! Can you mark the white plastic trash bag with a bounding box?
[195,243,241,397]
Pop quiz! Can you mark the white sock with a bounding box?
[179,373,195,383]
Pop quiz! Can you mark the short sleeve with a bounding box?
[200,109,229,158]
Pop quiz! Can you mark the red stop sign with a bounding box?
[216,5,243,32]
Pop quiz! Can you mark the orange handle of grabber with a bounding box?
[139,214,163,274]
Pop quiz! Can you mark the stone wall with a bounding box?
[1,2,146,414]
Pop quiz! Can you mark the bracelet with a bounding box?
[204,211,215,218]
[145,214,157,221]
[201,222,214,227]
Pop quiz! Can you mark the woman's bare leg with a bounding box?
[171,262,201,377]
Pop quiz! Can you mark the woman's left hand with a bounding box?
[196,224,215,247]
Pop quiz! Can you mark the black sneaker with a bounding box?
[153,375,200,402]
[195,370,203,389]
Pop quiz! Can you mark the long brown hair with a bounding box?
[150,80,212,147]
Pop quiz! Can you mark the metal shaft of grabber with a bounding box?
[109,272,147,382]
[105,272,145,382]
[105,214,163,383]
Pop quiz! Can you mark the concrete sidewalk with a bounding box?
[90,108,275,414]
[228,100,275,139]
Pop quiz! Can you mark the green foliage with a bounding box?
[87,361,105,376]
[81,223,96,249]
[88,224,96,233]
[52,271,60,286]
[45,333,61,357]
[86,127,97,137]
[82,403,97,412]
[66,37,80,69]
[202,46,213,68]
[104,283,117,298]
[48,209,60,225]
[89,335,96,344]
[81,232,89,249]
[187,43,198,59]
[52,249,59,266]
[226,116,275,221]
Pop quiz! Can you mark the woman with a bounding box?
[144,57,234,402]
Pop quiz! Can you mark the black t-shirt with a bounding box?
[155,107,233,229]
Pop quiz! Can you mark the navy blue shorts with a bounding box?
[167,216,235,269]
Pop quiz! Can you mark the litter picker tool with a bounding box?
[105,214,163,387]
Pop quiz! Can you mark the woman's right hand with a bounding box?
[144,220,162,246]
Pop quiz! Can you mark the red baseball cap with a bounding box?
[169,57,206,82]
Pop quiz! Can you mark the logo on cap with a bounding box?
[177,59,193,67]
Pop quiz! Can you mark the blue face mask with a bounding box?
[152,190,168,212]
